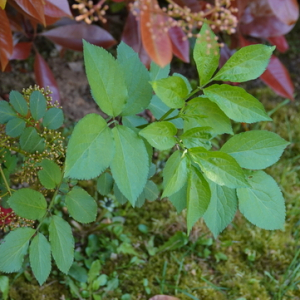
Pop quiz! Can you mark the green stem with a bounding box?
[158,109,175,121]
[0,165,11,196]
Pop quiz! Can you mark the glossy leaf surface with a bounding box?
[38,159,62,189]
[0,9,13,71]
[169,25,189,63]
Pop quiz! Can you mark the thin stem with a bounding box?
[0,165,11,196]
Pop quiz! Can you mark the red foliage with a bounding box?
[0,206,13,226]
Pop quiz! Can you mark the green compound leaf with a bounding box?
[42,107,64,130]
[83,40,127,117]
[0,228,35,273]
[180,127,212,150]
[149,61,170,81]
[29,233,51,286]
[237,170,285,230]
[221,130,290,169]
[189,147,249,188]
[9,90,28,116]
[29,91,47,121]
[5,117,26,138]
[184,97,233,135]
[151,75,189,109]
[49,215,74,274]
[117,42,152,116]
[148,95,183,129]
[64,114,114,180]
[194,23,220,86]
[65,186,97,223]
[19,127,45,153]
[187,166,211,234]
[139,121,177,151]
[203,84,271,123]
[162,150,189,198]
[169,182,187,213]
[0,100,17,124]
[213,44,275,82]
[203,181,237,238]
[111,125,149,205]
[97,172,113,196]
[8,188,47,220]
[38,159,62,189]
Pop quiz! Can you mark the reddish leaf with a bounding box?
[40,23,116,51]
[140,0,172,67]
[149,296,180,300]
[44,0,72,18]
[0,9,13,71]
[0,206,14,225]
[172,0,205,12]
[13,0,46,25]
[122,11,151,68]
[34,52,60,104]
[233,0,250,18]
[260,55,294,100]
[268,0,299,26]
[267,36,289,53]
[239,0,295,38]
[168,25,190,63]
[10,42,32,60]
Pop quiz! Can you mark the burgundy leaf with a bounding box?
[0,9,13,71]
[34,52,60,104]
[267,0,299,26]
[234,0,251,18]
[140,0,173,67]
[10,42,32,60]
[172,0,205,12]
[44,0,72,18]
[122,11,151,68]
[267,36,289,53]
[168,25,190,63]
[239,0,295,38]
[40,23,116,51]
[13,0,46,25]
[260,55,294,100]
[149,296,180,300]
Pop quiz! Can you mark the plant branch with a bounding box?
[0,165,12,196]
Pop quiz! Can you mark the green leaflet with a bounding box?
[83,40,127,117]
[187,166,211,234]
[42,107,64,130]
[29,233,51,285]
[221,130,290,169]
[122,115,147,129]
[139,121,177,151]
[97,172,113,196]
[151,75,189,109]
[88,260,101,284]
[0,100,17,124]
[213,44,275,82]
[184,97,233,135]
[110,125,149,205]
[143,180,159,201]
[194,23,220,86]
[5,117,26,138]
[148,95,183,129]
[149,61,170,81]
[117,42,152,116]
[173,73,192,93]
[64,114,114,180]
[203,181,237,238]
[19,127,45,153]
[29,91,47,121]
[0,228,35,272]
[68,263,88,283]
[204,84,271,123]
[237,170,285,230]
[189,147,249,188]
[169,183,187,213]
[162,150,189,198]
[49,215,74,274]
[180,127,212,150]
[9,90,28,116]
[38,159,62,189]
[113,183,128,205]
[0,276,9,300]
[65,186,97,223]
[8,188,47,220]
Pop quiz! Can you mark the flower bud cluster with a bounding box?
[72,0,109,24]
